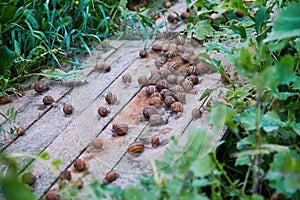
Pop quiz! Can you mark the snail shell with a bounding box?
[105,91,117,104]
[154,60,164,68]
[156,80,169,91]
[138,75,149,86]
[186,65,198,75]
[91,138,103,149]
[164,50,175,59]
[189,56,201,66]
[177,75,186,85]
[95,62,111,72]
[174,92,186,104]
[98,106,110,117]
[63,104,74,115]
[169,43,178,52]
[150,92,162,100]
[167,61,178,72]
[177,45,185,53]
[16,127,26,136]
[162,43,170,51]
[45,191,61,200]
[186,75,200,85]
[145,85,158,96]
[149,97,162,107]
[160,89,173,99]
[170,85,184,93]
[112,123,129,136]
[22,172,36,186]
[175,35,185,45]
[59,170,72,181]
[152,43,162,52]
[127,141,145,154]
[139,50,148,58]
[73,159,88,171]
[181,80,194,91]
[181,53,191,63]
[143,106,159,118]
[105,170,118,182]
[166,74,177,84]
[34,82,49,93]
[151,136,160,147]
[164,95,176,107]
[151,69,161,76]
[160,68,171,78]
[192,108,203,119]
[43,95,54,105]
[149,74,162,85]
[170,102,183,112]
[122,73,132,85]
[0,95,12,104]
[149,114,165,126]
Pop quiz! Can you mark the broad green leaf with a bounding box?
[234,108,258,131]
[39,69,86,82]
[235,156,251,167]
[275,55,296,85]
[39,152,50,160]
[295,38,300,54]
[264,2,300,42]
[293,77,300,90]
[192,20,214,41]
[190,154,215,177]
[254,7,270,34]
[289,122,300,136]
[261,111,285,132]
[241,194,264,200]
[266,150,300,196]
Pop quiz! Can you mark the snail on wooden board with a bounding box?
[73,159,88,171]
[143,106,159,118]
[98,107,110,117]
[34,82,49,93]
[43,95,54,105]
[105,91,117,104]
[112,123,129,136]
[127,141,145,154]
[151,135,160,147]
[63,104,74,115]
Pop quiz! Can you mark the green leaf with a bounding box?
[266,150,300,196]
[192,20,214,40]
[241,194,264,200]
[234,108,258,131]
[190,155,215,177]
[261,111,285,132]
[39,152,50,160]
[199,89,212,101]
[235,156,251,167]
[275,55,296,85]
[289,122,300,136]
[254,7,270,34]
[52,159,62,169]
[264,2,300,42]
[295,38,300,54]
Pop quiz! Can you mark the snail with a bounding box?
[139,50,148,58]
[189,56,201,66]
[171,102,183,112]
[181,80,194,91]
[167,61,178,72]
[160,89,173,99]
[127,141,145,154]
[170,85,184,93]
[152,43,162,52]
[98,107,110,117]
[169,43,178,52]
[105,170,118,183]
[177,45,185,53]
[16,126,26,136]
[175,35,185,45]
[162,43,170,51]
[186,65,198,75]
[112,123,129,136]
[122,73,132,85]
[63,104,74,115]
[192,108,203,119]
[145,85,158,96]
[138,75,149,86]
[155,80,169,91]
[105,91,117,104]
[174,92,186,104]
[94,62,111,72]
[34,82,49,93]
[164,1,172,8]
[43,95,54,105]
[149,96,162,107]
[143,106,159,118]
[151,136,160,147]
[150,92,162,100]
[166,74,177,84]
[186,75,200,85]
[177,75,186,85]
[159,68,171,78]
[181,11,190,19]
[59,170,72,181]
[0,95,12,104]
[164,95,176,107]
[151,69,161,76]
[91,138,103,149]
[181,53,191,63]
[149,74,162,85]
[154,60,164,68]
[149,114,165,126]
[73,159,88,171]
[45,191,61,200]
[22,172,36,186]
[164,50,175,59]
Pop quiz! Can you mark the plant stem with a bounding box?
[176,170,192,200]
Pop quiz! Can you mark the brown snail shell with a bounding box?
[22,172,36,186]
[160,68,171,78]
[181,11,190,19]
[170,102,183,112]
[95,62,111,72]
[127,141,145,154]
[0,95,12,104]
[189,56,201,66]
[164,95,176,107]
[105,91,117,104]
[150,92,162,100]
[164,50,175,59]
[151,69,161,76]
[174,92,186,104]
[162,43,170,51]
[151,136,160,147]
[167,61,178,72]
[175,35,185,45]
[164,1,172,8]
[63,104,74,115]
[177,75,186,85]
[181,53,191,63]
[186,65,198,75]
[154,60,164,68]
[152,43,162,52]
[43,95,54,105]
[138,75,149,86]
[105,170,118,182]
[73,159,88,171]
[91,138,103,149]
[112,123,129,136]
[170,85,184,93]
[169,43,178,52]
[181,80,194,91]
[192,108,203,119]
[98,106,110,117]
[177,45,185,53]
[149,74,162,85]
[45,191,61,200]
[156,80,169,91]
[149,114,165,126]
[34,82,49,93]
[186,75,200,85]
[160,89,173,99]
[145,85,158,96]
[16,126,26,136]
[166,74,177,84]
[143,106,159,118]
[149,97,162,107]
[139,50,148,58]
[59,170,72,181]
[122,73,132,85]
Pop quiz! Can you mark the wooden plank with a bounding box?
[21,40,156,197]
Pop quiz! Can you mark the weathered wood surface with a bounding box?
[0,1,231,199]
